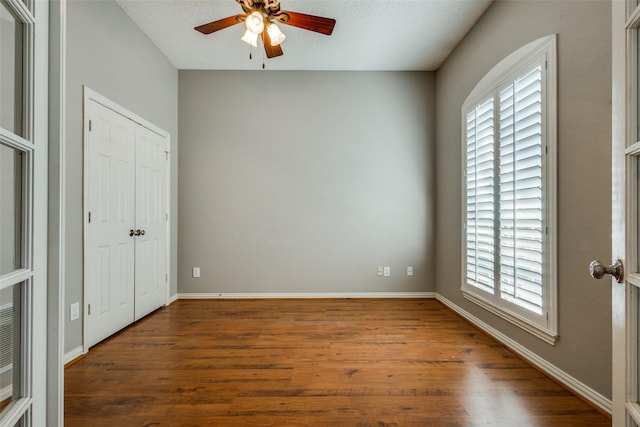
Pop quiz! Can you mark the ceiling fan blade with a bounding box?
[262,31,284,59]
[274,11,336,36]
[194,14,245,35]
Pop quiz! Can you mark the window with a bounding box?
[462,35,557,344]
[0,0,24,137]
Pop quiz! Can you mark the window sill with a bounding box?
[462,290,558,345]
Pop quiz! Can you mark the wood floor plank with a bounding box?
[65,299,611,426]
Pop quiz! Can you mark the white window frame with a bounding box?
[461,35,558,345]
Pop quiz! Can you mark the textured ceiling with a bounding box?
[115,0,493,71]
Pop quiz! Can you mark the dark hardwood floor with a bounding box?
[65,299,611,426]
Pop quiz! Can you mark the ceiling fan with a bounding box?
[194,0,336,59]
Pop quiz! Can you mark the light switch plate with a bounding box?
[407,266,414,276]
[193,267,201,278]
[384,266,391,277]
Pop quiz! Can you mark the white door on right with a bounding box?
[134,125,168,321]
[611,0,640,425]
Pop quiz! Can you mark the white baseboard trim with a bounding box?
[178,292,436,299]
[167,293,179,304]
[64,346,85,365]
[435,293,612,415]
[0,384,12,402]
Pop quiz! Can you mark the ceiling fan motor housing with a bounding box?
[238,0,281,12]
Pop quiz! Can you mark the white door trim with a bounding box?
[47,0,67,425]
[32,0,49,423]
[82,86,171,353]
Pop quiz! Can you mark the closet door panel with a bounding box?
[134,125,168,321]
[85,100,136,348]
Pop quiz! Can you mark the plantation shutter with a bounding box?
[465,98,495,295]
[0,304,13,373]
[498,65,544,314]
[461,36,556,340]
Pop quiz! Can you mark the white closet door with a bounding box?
[134,125,168,321]
[85,99,136,348]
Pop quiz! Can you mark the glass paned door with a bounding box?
[613,0,640,425]
[629,10,640,425]
[0,0,46,425]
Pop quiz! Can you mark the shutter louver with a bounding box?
[0,304,13,374]
[466,98,495,295]
[498,66,543,314]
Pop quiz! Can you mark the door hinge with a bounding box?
[165,151,169,160]
[165,274,168,283]
[89,120,92,132]
[88,212,92,223]
[88,304,91,316]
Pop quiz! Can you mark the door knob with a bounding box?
[589,259,624,283]
[129,229,135,237]
[134,229,142,236]
[140,229,145,236]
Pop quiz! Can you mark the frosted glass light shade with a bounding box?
[267,23,286,46]
[245,11,264,34]
[241,28,259,47]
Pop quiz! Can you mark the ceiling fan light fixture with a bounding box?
[241,28,259,47]
[195,1,336,60]
[267,23,286,46]
[245,11,264,34]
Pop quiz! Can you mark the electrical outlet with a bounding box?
[192,267,201,278]
[384,266,391,277]
[407,266,414,276]
[70,302,80,321]
[377,266,384,276]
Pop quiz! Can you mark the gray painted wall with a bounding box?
[435,0,612,398]
[178,71,435,295]
[65,0,178,353]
